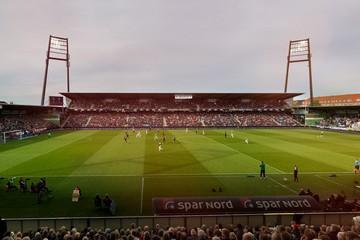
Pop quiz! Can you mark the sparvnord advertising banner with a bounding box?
[153,196,322,215]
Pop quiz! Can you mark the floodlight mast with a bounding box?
[41,35,70,106]
[284,38,314,106]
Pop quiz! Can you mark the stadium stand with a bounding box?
[320,117,360,130]
[61,112,300,128]
[1,221,360,240]
[293,93,360,131]
[0,115,55,133]
[0,93,304,131]
[0,105,62,135]
[60,93,303,129]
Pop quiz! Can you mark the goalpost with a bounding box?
[1,130,23,144]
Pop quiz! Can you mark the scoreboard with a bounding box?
[49,96,64,106]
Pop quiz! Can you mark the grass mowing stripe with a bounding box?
[69,131,120,175]
[170,130,293,198]
[70,130,145,176]
[172,130,254,174]
[2,171,354,177]
[1,131,116,176]
[292,128,360,141]
[143,130,215,174]
[0,130,73,153]
[252,129,360,158]
[206,130,285,173]
[178,131,258,173]
[0,131,97,173]
[142,130,224,215]
[243,130,353,171]
[315,174,354,191]
[212,129,340,173]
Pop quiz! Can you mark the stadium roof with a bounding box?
[60,92,302,100]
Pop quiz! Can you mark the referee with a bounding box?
[294,164,299,182]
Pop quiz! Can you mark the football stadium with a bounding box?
[1,1,360,239]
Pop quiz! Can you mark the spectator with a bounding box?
[94,194,102,208]
[1,222,360,240]
[103,194,112,209]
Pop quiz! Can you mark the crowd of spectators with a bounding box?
[298,188,360,213]
[2,220,360,240]
[61,98,301,129]
[0,99,301,132]
[68,99,290,113]
[319,117,360,131]
[0,99,300,131]
[326,193,348,212]
[0,115,57,134]
[62,112,301,129]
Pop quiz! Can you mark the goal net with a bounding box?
[1,130,23,144]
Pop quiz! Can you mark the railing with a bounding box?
[3,212,360,232]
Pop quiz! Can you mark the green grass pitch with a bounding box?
[0,128,359,218]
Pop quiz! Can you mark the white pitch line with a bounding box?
[256,161,285,174]
[267,176,298,194]
[315,174,354,190]
[1,171,354,178]
[140,176,144,215]
[179,132,286,174]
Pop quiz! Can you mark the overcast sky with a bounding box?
[0,0,359,105]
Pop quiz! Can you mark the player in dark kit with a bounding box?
[293,164,299,182]
[259,161,266,178]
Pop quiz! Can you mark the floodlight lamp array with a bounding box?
[48,36,69,60]
[290,40,308,55]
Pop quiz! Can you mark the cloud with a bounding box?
[0,0,359,104]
